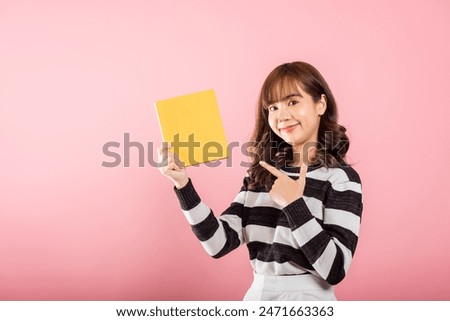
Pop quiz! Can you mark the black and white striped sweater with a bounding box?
[174,164,363,285]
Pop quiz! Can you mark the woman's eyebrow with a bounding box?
[281,93,303,100]
[267,93,303,106]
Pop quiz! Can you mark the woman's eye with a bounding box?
[268,106,277,111]
[288,100,299,106]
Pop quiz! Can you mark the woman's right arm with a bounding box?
[157,145,246,258]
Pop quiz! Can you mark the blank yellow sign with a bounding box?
[154,89,229,166]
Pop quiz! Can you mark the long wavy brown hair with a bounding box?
[247,61,351,190]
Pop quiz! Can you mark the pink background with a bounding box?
[1,0,449,300]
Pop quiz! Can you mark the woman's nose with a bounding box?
[278,105,291,121]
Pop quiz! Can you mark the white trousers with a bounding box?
[243,272,337,301]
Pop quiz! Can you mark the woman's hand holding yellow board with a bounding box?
[157,144,189,189]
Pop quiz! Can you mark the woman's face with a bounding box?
[266,84,326,152]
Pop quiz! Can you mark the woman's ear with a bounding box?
[318,94,327,116]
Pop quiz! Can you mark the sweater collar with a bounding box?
[280,161,323,173]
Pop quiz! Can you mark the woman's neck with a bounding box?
[290,145,318,167]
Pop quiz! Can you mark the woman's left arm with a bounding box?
[282,172,363,285]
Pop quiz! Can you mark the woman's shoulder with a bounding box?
[331,163,362,184]
[307,162,362,186]
[240,172,267,193]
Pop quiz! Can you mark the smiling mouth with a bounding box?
[279,123,300,131]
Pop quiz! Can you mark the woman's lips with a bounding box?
[279,123,300,132]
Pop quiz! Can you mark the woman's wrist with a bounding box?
[174,177,189,190]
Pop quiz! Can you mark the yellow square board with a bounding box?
[154,89,228,166]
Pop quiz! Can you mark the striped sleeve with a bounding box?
[282,169,363,285]
[173,178,246,258]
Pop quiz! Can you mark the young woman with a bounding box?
[158,61,363,301]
